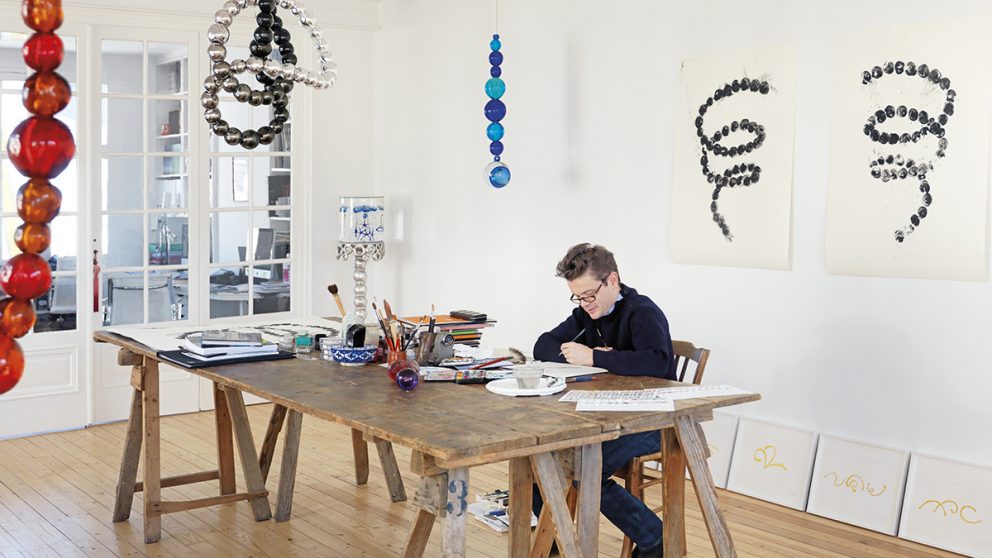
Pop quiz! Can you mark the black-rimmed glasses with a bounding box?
[570,281,606,304]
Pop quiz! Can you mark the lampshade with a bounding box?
[339,196,385,243]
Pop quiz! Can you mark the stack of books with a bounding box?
[399,312,497,348]
[181,330,278,362]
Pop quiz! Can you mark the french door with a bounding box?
[90,27,203,422]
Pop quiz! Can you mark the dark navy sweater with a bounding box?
[533,284,676,380]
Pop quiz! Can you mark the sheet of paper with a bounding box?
[104,317,340,352]
[529,361,608,378]
[649,384,753,400]
[575,398,674,412]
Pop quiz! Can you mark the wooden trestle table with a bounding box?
[94,330,759,557]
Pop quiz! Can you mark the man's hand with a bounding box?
[560,342,594,366]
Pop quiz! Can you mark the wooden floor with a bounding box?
[0,404,963,558]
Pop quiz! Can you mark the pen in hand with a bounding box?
[557,327,587,356]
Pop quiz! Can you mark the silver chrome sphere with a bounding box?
[200,92,219,109]
[207,23,230,44]
[246,56,263,74]
[214,9,232,26]
[207,43,227,62]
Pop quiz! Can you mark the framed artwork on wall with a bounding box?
[807,435,910,535]
[826,17,992,281]
[671,44,797,270]
[726,417,818,510]
[899,453,992,558]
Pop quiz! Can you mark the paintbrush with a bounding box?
[402,314,426,351]
[428,303,436,333]
[557,328,587,356]
[383,299,395,322]
[371,299,395,351]
[327,284,347,318]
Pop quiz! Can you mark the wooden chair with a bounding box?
[617,340,710,558]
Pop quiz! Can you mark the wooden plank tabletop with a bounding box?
[93,331,760,464]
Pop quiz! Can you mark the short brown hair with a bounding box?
[555,243,619,281]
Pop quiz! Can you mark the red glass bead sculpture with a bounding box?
[0,0,73,395]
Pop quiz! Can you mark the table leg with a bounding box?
[675,415,736,558]
[402,473,448,558]
[258,404,288,483]
[662,428,688,557]
[224,388,273,521]
[402,508,436,558]
[532,453,581,558]
[374,437,408,502]
[142,359,161,543]
[275,409,303,522]
[576,443,602,557]
[441,467,469,558]
[213,382,236,495]
[508,457,533,557]
[112,383,143,522]
[351,428,370,485]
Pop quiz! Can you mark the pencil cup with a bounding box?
[387,349,413,378]
[387,354,419,387]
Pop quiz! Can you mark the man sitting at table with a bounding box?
[533,242,676,558]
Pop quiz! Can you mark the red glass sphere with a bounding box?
[7,116,75,179]
[23,32,63,72]
[23,71,71,116]
[0,335,25,396]
[14,222,51,254]
[0,253,52,300]
[0,298,36,338]
[17,178,62,223]
[22,0,63,33]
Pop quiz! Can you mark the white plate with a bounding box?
[485,377,566,397]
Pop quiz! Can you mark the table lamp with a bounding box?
[336,196,385,323]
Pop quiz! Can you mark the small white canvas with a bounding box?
[807,435,909,535]
[699,411,740,489]
[726,417,817,510]
[899,453,992,558]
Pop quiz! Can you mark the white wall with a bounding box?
[367,0,992,466]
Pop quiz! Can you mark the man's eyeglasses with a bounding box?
[570,281,606,304]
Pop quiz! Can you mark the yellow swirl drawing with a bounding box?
[823,472,887,497]
[918,499,983,525]
[753,445,787,470]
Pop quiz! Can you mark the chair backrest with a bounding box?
[673,340,710,384]
[49,256,77,313]
[108,276,176,325]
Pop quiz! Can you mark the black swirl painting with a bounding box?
[861,61,955,242]
[694,78,771,241]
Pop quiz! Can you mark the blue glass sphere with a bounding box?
[484,99,506,122]
[489,51,503,66]
[489,141,504,156]
[396,368,420,391]
[486,122,504,141]
[486,161,511,188]
[490,66,501,78]
[490,38,501,51]
[485,78,505,100]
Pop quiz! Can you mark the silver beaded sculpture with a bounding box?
[203,0,336,150]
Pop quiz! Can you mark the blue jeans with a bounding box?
[532,430,663,549]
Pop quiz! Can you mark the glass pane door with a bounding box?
[99,40,190,326]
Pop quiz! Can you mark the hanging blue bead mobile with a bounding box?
[484,33,510,188]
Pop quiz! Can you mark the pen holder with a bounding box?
[387,356,420,390]
[414,331,455,365]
